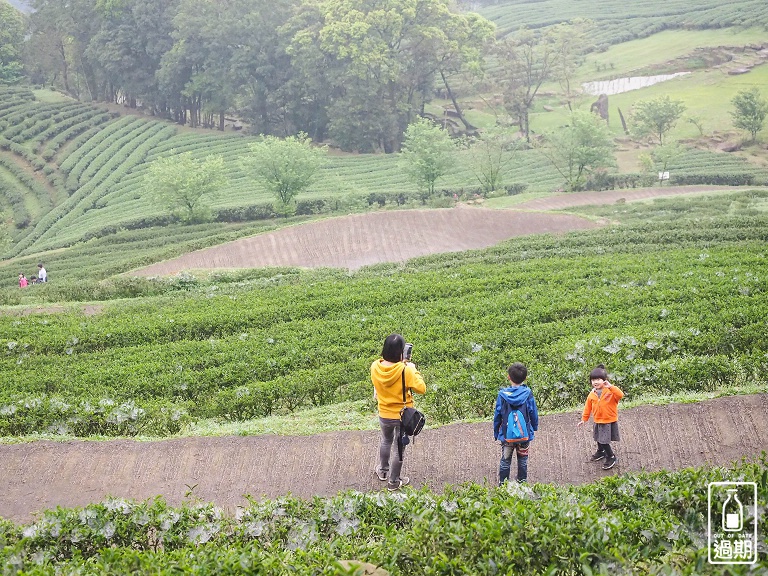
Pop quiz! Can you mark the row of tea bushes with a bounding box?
[1,458,765,574]
[1,214,766,436]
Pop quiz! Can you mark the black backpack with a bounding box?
[397,369,425,460]
[399,369,425,436]
[401,406,425,437]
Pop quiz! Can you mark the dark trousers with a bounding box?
[596,442,614,458]
[499,442,530,484]
[378,417,405,485]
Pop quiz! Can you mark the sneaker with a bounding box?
[602,456,617,470]
[387,476,410,491]
[376,469,388,482]
[590,451,606,462]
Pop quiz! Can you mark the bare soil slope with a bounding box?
[132,206,599,275]
[1,394,766,523]
[131,186,754,275]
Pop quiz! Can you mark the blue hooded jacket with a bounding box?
[493,384,539,442]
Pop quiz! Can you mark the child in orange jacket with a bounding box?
[576,364,623,470]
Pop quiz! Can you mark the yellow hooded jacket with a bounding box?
[371,360,426,419]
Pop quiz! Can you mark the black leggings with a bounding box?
[597,442,614,458]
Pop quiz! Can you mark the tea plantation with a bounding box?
[2,0,768,566]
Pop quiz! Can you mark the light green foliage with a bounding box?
[495,27,556,141]
[550,18,594,110]
[0,2,25,84]
[244,133,327,216]
[686,115,705,137]
[146,151,227,223]
[639,141,684,185]
[0,460,766,573]
[631,95,687,145]
[465,125,521,194]
[731,87,768,142]
[537,110,616,192]
[1,193,768,435]
[400,117,455,197]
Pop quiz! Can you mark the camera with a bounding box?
[403,343,413,361]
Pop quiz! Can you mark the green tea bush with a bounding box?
[1,207,767,435]
[0,395,190,437]
[1,459,765,574]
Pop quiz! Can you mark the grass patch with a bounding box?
[30,88,75,104]
[185,399,380,437]
[580,28,768,81]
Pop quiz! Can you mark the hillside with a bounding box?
[1,80,767,283]
[0,190,766,437]
[1,2,768,279]
[1,3,768,572]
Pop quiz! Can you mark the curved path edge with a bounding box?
[1,393,766,523]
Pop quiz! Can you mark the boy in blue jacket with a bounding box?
[493,362,539,484]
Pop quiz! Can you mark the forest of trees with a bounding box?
[3,0,501,152]
[0,0,604,152]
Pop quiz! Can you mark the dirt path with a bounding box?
[513,185,763,211]
[1,394,766,523]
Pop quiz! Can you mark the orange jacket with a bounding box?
[581,385,624,424]
[371,359,426,419]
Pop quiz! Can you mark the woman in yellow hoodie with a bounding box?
[577,364,624,470]
[371,333,427,491]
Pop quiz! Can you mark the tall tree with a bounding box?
[551,19,594,112]
[225,0,296,136]
[465,125,521,195]
[631,96,686,145]
[283,2,337,141]
[146,151,227,223]
[28,0,102,99]
[415,10,495,131]
[157,0,228,127]
[86,0,178,107]
[295,0,494,152]
[731,88,768,143]
[400,117,455,197]
[496,27,556,141]
[0,2,25,84]
[537,110,615,192]
[243,133,327,216]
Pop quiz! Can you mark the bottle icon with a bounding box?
[722,489,743,532]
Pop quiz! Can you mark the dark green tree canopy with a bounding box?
[22,0,494,153]
[0,2,26,84]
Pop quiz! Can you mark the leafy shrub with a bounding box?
[0,459,766,573]
[0,396,190,437]
[213,203,276,222]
